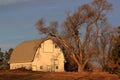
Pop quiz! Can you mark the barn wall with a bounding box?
[10,62,32,70]
[32,39,65,72]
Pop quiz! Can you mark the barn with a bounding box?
[9,37,65,72]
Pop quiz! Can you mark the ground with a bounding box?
[0,70,119,80]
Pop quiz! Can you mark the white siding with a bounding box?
[32,39,65,72]
[10,62,32,70]
[43,40,54,53]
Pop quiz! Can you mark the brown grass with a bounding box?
[0,70,119,80]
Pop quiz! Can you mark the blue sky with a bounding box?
[0,0,120,51]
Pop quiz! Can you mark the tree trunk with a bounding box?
[78,64,84,72]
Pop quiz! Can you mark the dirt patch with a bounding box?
[0,70,119,80]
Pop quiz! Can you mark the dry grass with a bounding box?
[0,70,119,80]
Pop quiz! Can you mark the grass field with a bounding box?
[0,70,119,80]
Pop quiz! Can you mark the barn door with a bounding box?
[47,65,52,72]
[53,59,59,72]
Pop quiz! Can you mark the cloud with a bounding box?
[0,0,30,6]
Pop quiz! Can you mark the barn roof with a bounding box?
[9,37,56,63]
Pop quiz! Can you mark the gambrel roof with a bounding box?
[9,37,59,63]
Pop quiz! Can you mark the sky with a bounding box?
[0,0,120,51]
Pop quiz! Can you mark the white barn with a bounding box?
[9,37,65,72]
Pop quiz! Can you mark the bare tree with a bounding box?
[35,0,112,72]
[95,25,115,71]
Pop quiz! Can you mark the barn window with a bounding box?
[56,66,58,69]
[40,66,43,69]
[55,44,58,48]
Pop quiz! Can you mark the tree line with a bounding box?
[0,48,13,70]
